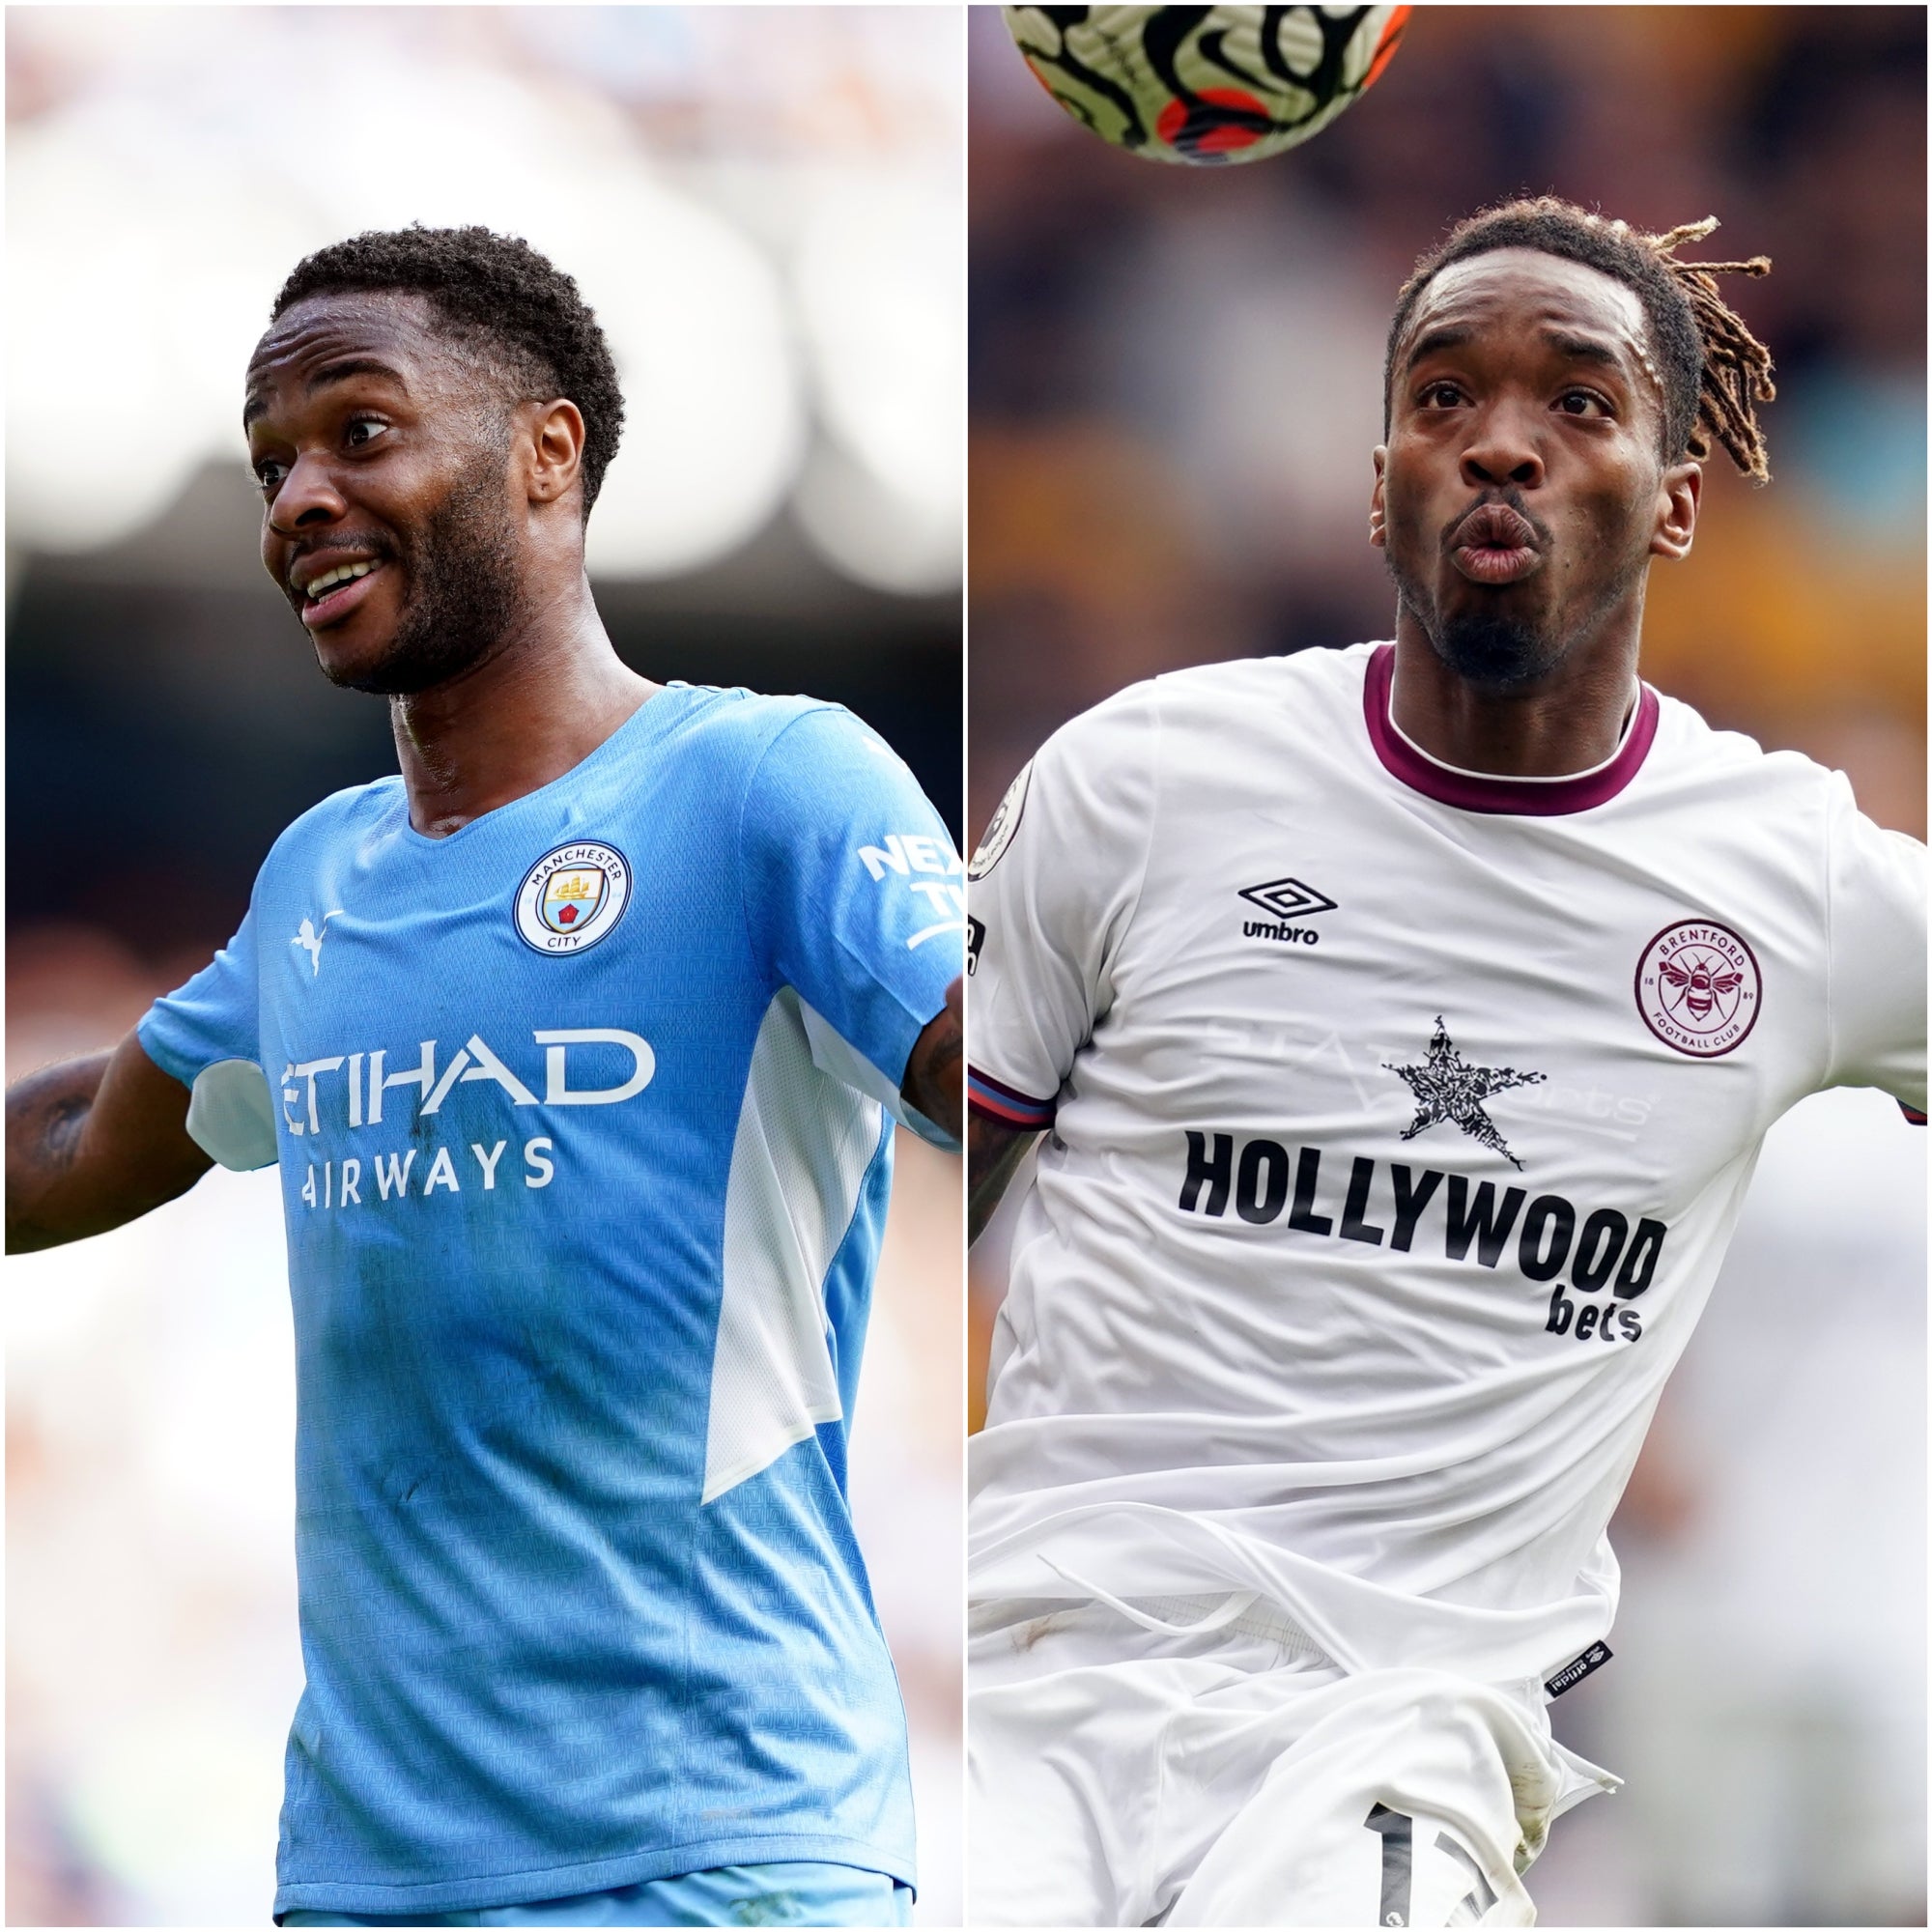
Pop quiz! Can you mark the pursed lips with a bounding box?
[1447,501,1542,585]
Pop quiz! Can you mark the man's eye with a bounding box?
[344,417,389,449]
[254,460,287,492]
[1557,390,1609,417]
[1418,382,1463,409]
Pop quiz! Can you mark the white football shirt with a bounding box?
[967,642,1925,1688]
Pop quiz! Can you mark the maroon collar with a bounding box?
[1363,643,1658,815]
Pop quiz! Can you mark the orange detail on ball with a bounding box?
[1156,87,1267,154]
[1363,6,1411,91]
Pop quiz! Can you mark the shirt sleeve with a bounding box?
[1822,775,1927,1119]
[136,908,278,1169]
[740,705,964,1140]
[138,907,262,1085]
[966,682,1158,1128]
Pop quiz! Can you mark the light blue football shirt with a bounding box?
[137,686,963,1919]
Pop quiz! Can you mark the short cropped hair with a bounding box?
[271,226,626,512]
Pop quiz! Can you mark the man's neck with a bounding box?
[1389,613,1641,779]
[390,575,659,838]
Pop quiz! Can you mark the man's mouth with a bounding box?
[295,556,387,628]
[1449,502,1541,586]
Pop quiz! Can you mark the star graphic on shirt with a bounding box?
[1383,1017,1546,1170]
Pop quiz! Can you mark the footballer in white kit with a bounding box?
[964,199,1927,1928]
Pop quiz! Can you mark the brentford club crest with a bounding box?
[515,841,632,954]
[1635,921,1761,1057]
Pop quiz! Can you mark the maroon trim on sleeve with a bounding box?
[968,1066,1057,1130]
[1901,1102,1926,1125]
[1363,643,1659,815]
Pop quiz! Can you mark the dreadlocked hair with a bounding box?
[271,226,625,514]
[1384,196,1776,483]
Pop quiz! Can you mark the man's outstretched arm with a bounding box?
[7,1033,213,1253]
[900,975,964,1148]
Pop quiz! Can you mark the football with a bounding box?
[1003,5,1409,165]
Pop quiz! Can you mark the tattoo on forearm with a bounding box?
[42,1094,90,1169]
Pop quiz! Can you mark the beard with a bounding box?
[324,460,525,697]
[1381,548,1550,690]
[1381,506,1653,693]
[1417,604,1554,689]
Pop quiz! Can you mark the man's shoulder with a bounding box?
[658,683,893,782]
[1138,641,1372,714]
[1161,641,1378,700]
[1647,686,1843,810]
[1047,644,1374,759]
[668,681,850,737]
[262,773,408,863]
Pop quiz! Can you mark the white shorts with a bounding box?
[968,1596,1612,1928]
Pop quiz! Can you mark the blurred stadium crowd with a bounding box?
[7,7,962,1924]
[969,7,1923,1926]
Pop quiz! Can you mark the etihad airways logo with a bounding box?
[279,1028,654,1137]
[283,1028,654,1214]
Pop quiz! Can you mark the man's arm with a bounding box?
[968,1109,1037,1246]
[900,975,964,1147]
[7,1032,213,1253]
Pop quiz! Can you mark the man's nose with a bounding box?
[1460,405,1544,491]
[267,452,348,535]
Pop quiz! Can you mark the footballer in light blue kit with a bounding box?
[6,229,963,1928]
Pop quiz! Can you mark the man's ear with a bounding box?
[527,399,585,507]
[1651,459,1700,562]
[1370,445,1388,549]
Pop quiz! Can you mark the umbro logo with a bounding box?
[1239,877,1338,921]
[1239,876,1336,947]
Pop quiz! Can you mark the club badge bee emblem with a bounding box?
[1635,921,1761,1057]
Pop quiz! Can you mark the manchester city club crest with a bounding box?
[515,841,632,953]
[1634,920,1761,1057]
[543,865,605,932]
